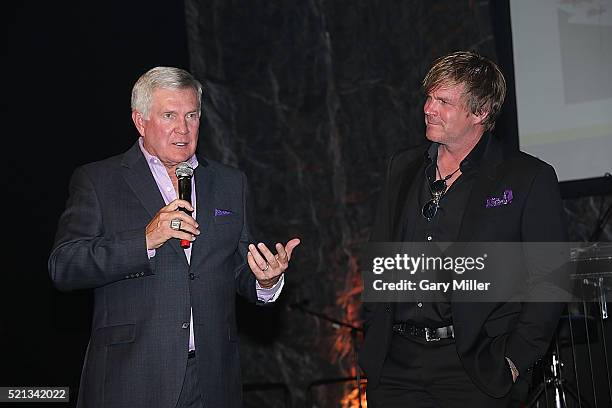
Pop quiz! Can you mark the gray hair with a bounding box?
[131,66,203,119]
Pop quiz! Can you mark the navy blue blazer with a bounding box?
[49,141,258,408]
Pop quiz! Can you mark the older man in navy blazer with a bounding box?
[49,66,300,408]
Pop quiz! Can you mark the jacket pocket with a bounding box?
[94,323,136,346]
[213,213,239,225]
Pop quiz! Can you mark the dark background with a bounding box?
[4,0,191,401]
[4,1,612,407]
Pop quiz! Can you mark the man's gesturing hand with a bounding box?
[247,238,301,288]
[145,199,200,250]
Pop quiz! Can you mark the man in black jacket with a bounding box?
[359,51,567,407]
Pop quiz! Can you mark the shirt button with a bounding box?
[427,236,432,241]
[166,186,172,191]
[189,273,195,280]
[417,302,423,308]
[153,159,158,164]
[181,322,189,329]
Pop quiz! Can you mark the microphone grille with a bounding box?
[175,162,194,178]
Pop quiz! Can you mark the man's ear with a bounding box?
[472,108,489,127]
[131,111,146,137]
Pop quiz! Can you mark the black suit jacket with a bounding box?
[49,141,258,408]
[358,134,568,398]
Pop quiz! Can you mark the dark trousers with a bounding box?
[175,355,204,408]
[366,333,512,408]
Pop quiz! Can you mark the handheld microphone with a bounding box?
[175,162,194,249]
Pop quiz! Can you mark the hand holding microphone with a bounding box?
[144,162,199,251]
[145,198,199,250]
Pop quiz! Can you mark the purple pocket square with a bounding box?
[485,189,513,208]
[215,208,234,217]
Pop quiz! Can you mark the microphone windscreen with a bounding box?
[175,162,194,179]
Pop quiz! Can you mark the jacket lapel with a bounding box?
[393,159,425,241]
[453,135,508,324]
[121,142,166,219]
[189,158,214,268]
[457,134,506,242]
[387,147,428,241]
[121,141,187,263]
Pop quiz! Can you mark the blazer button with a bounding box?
[181,322,189,329]
[189,273,195,280]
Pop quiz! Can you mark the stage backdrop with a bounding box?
[184,1,498,406]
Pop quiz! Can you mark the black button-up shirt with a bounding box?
[394,133,489,327]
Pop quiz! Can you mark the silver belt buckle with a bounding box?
[425,328,440,342]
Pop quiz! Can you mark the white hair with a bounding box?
[131,66,203,119]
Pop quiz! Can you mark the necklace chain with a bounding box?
[436,163,460,181]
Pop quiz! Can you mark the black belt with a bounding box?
[392,322,454,342]
[188,350,196,359]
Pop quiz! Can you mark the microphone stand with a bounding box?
[290,302,364,408]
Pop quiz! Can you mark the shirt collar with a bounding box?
[425,132,490,173]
